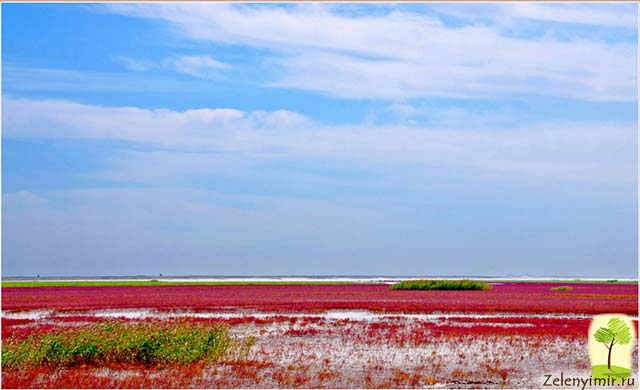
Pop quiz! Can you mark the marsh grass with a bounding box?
[390,280,491,291]
[2,320,254,369]
[1,280,357,287]
[550,286,572,291]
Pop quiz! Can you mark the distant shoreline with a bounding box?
[3,274,637,281]
[2,275,637,287]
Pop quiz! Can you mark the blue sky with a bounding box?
[2,3,638,277]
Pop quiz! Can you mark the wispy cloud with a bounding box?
[170,55,229,77]
[3,64,204,93]
[105,3,637,101]
[116,54,229,78]
[431,3,638,29]
[113,56,156,72]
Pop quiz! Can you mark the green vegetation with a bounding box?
[1,280,356,288]
[550,286,572,291]
[390,279,491,291]
[2,321,255,369]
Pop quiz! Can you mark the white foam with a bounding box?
[2,308,593,322]
[2,309,54,320]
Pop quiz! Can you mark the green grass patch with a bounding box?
[1,280,357,288]
[390,279,491,291]
[1,321,255,368]
[550,286,573,291]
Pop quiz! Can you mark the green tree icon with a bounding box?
[594,317,632,370]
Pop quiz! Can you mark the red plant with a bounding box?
[3,283,636,315]
[2,282,637,389]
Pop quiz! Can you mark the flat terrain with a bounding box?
[3,282,637,314]
[3,278,635,288]
[1,280,359,287]
[2,282,638,388]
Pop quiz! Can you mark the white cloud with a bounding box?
[501,3,637,29]
[115,54,229,78]
[114,57,155,72]
[169,55,229,77]
[3,64,202,92]
[427,3,638,29]
[384,103,521,128]
[248,110,309,128]
[3,97,297,152]
[3,97,636,185]
[386,103,415,116]
[105,3,637,101]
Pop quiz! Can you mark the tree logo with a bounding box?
[589,314,635,380]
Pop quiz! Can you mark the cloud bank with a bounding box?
[4,97,636,185]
